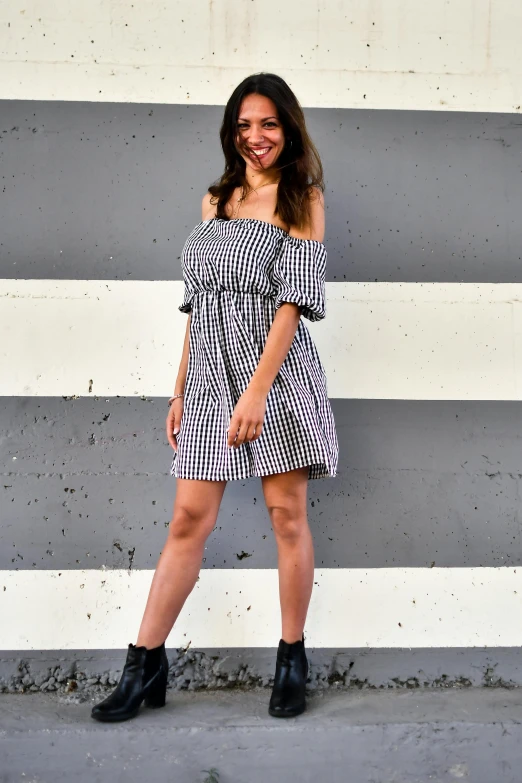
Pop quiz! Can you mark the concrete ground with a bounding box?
[2,687,522,782]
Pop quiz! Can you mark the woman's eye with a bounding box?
[237,123,277,129]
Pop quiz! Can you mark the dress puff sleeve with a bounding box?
[272,235,327,322]
[178,276,194,314]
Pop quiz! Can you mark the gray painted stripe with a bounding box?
[1,101,521,283]
[3,396,522,570]
[2,694,521,783]
[3,693,520,783]
[0,646,518,692]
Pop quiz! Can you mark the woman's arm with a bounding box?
[172,192,214,396]
[248,189,326,394]
[172,317,190,396]
[167,309,190,449]
[227,192,325,448]
[288,187,325,241]
[250,188,324,394]
[167,195,212,447]
[248,304,301,397]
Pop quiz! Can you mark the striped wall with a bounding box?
[2,1,522,691]
[1,0,521,112]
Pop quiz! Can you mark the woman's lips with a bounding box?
[249,147,272,161]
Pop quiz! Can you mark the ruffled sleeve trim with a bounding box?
[178,283,194,314]
[272,235,327,322]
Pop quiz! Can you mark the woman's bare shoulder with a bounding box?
[287,187,325,242]
[201,191,217,221]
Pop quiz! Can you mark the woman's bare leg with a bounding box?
[136,477,227,649]
[261,466,313,644]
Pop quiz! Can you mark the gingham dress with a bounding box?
[170,217,339,481]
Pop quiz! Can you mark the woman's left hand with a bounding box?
[227,385,267,448]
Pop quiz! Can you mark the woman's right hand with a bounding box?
[166,397,184,451]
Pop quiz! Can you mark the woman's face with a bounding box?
[235,93,286,174]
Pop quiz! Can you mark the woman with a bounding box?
[91,72,339,723]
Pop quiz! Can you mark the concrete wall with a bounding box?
[2,0,522,692]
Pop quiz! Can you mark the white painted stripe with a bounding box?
[2,280,522,400]
[1,567,521,650]
[1,0,521,113]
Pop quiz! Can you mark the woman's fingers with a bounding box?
[166,414,177,450]
[227,418,262,448]
[251,421,263,440]
[245,422,258,443]
[166,402,183,450]
[226,416,238,447]
[234,422,250,447]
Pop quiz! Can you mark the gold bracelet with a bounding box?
[168,393,184,407]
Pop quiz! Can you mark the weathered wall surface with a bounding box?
[1,0,522,692]
[1,0,521,112]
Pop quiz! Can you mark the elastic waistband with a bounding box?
[194,290,274,299]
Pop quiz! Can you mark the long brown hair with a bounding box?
[208,73,324,231]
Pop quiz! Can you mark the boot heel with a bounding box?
[144,669,167,708]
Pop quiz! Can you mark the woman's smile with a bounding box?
[248,146,273,163]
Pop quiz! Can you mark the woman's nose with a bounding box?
[247,127,265,144]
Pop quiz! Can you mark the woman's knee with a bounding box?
[168,504,216,543]
[168,478,226,543]
[268,504,307,542]
[262,467,308,542]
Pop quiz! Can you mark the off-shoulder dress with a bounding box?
[170,217,339,481]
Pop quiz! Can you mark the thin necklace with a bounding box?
[233,180,278,218]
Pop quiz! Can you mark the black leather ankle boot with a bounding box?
[91,642,169,722]
[268,634,308,718]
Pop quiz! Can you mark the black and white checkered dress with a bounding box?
[170,217,339,481]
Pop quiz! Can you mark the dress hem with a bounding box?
[170,459,337,482]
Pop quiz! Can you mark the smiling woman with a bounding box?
[207,72,326,236]
[91,72,339,725]
[236,103,284,174]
